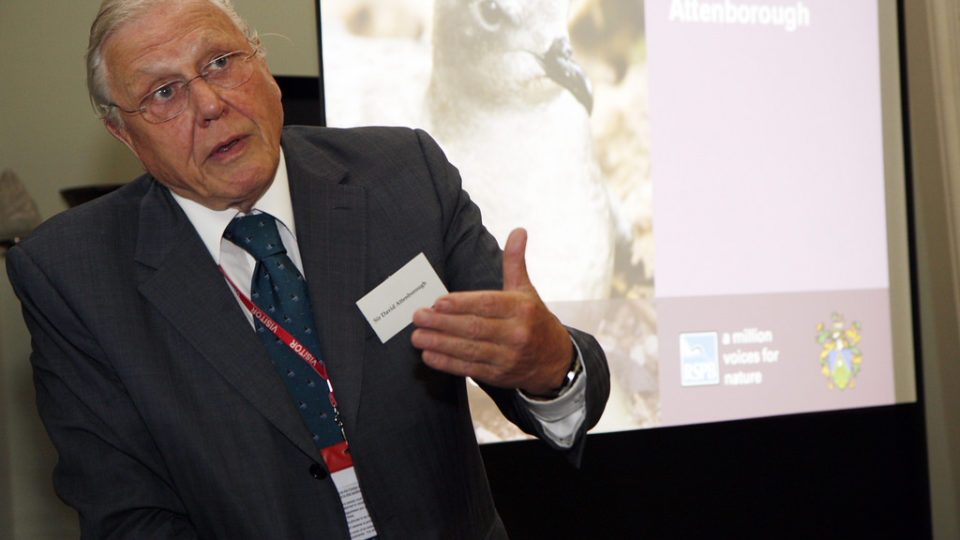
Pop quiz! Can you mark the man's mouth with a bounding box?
[208,135,247,160]
[217,139,240,153]
[216,137,242,153]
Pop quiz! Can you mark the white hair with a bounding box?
[86,0,258,125]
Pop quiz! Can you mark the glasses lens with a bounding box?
[142,82,187,123]
[205,51,255,90]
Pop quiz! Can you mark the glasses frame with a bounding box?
[103,47,260,124]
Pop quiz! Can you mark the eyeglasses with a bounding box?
[105,48,259,124]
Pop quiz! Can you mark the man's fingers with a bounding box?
[502,228,533,292]
[413,308,511,342]
[420,350,500,382]
[411,328,505,365]
[430,290,523,318]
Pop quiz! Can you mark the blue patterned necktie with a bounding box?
[224,213,344,449]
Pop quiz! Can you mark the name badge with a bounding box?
[356,252,448,343]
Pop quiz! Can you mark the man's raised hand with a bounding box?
[410,228,573,396]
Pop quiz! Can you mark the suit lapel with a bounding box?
[285,132,368,436]
[134,180,324,462]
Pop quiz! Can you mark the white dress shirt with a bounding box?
[170,149,586,447]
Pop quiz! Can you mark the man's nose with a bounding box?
[188,77,227,123]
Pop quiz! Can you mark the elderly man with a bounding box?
[6,0,609,538]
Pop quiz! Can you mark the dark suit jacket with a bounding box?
[6,126,609,539]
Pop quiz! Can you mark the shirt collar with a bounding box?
[170,148,295,264]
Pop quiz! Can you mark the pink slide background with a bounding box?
[647,0,887,298]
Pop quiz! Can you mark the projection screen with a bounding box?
[317,0,915,441]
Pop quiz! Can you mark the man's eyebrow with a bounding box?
[128,66,182,97]
[121,33,245,93]
[129,51,214,89]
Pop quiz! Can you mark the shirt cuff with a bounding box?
[517,337,588,449]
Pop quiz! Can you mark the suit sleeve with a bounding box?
[411,128,611,466]
[6,246,199,539]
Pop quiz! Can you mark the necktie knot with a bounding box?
[224,213,287,260]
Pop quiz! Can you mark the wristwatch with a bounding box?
[534,351,582,400]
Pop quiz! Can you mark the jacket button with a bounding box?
[309,463,327,479]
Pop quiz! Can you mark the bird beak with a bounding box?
[534,37,594,115]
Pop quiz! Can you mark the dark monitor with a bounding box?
[276,75,323,127]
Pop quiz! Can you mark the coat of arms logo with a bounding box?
[816,313,862,390]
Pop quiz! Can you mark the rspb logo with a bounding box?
[680,332,719,386]
[816,313,862,390]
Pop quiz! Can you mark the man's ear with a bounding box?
[104,118,139,157]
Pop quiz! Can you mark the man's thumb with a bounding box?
[503,228,532,291]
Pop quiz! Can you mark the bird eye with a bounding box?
[473,0,505,31]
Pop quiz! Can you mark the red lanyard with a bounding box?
[219,267,353,471]
[219,267,340,408]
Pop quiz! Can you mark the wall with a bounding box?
[906,1,960,538]
[0,1,956,538]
